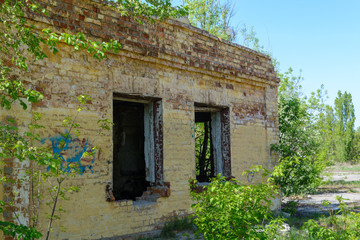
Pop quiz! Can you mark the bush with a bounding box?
[190,166,284,239]
[271,156,324,196]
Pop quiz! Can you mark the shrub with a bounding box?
[271,156,325,196]
[190,166,284,239]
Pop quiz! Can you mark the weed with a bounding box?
[301,196,360,239]
[283,200,298,216]
[160,217,194,239]
[348,188,359,193]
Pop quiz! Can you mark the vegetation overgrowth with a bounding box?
[190,166,283,239]
[189,166,360,240]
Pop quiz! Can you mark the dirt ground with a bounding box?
[284,164,360,215]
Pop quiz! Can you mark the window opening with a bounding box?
[195,112,214,182]
[112,97,164,202]
[113,100,149,200]
[194,105,231,182]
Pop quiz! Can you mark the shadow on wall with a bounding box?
[41,134,95,174]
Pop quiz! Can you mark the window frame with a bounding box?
[111,94,165,202]
[194,104,231,181]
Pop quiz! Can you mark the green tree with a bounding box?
[272,69,317,159]
[271,69,326,196]
[271,96,324,196]
[317,105,337,163]
[239,24,267,53]
[334,91,356,162]
[306,85,340,164]
[351,127,360,163]
[183,0,270,54]
[184,0,237,41]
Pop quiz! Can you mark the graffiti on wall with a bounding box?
[247,171,254,183]
[41,134,95,174]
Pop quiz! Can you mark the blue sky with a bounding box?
[172,0,360,127]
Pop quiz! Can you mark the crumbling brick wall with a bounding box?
[0,0,279,238]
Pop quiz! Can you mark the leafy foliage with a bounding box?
[113,0,187,23]
[0,1,123,111]
[190,166,284,239]
[271,155,324,196]
[334,91,356,162]
[271,69,326,196]
[0,221,42,240]
[184,0,237,41]
[274,96,316,159]
[272,65,358,196]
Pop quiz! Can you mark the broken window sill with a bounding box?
[106,183,170,202]
[191,177,235,193]
[190,181,209,194]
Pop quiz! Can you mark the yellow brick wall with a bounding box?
[17,45,278,238]
[0,0,280,238]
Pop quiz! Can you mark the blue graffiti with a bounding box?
[247,171,254,183]
[41,134,95,174]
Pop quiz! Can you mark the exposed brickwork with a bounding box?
[0,0,280,239]
[27,0,278,86]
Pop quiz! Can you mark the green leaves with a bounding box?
[97,119,113,131]
[185,0,236,42]
[274,66,359,197]
[190,169,281,239]
[334,91,356,162]
[113,0,188,22]
[271,68,327,196]
[271,95,323,196]
[42,30,122,60]
[0,221,42,240]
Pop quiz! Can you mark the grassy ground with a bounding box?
[316,180,360,194]
[275,211,360,239]
[328,163,360,172]
[317,163,360,194]
[275,163,360,239]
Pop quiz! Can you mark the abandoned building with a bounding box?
[1,0,280,238]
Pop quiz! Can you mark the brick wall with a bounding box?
[29,0,278,85]
[0,0,280,238]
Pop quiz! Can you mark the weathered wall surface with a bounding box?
[1,0,279,238]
